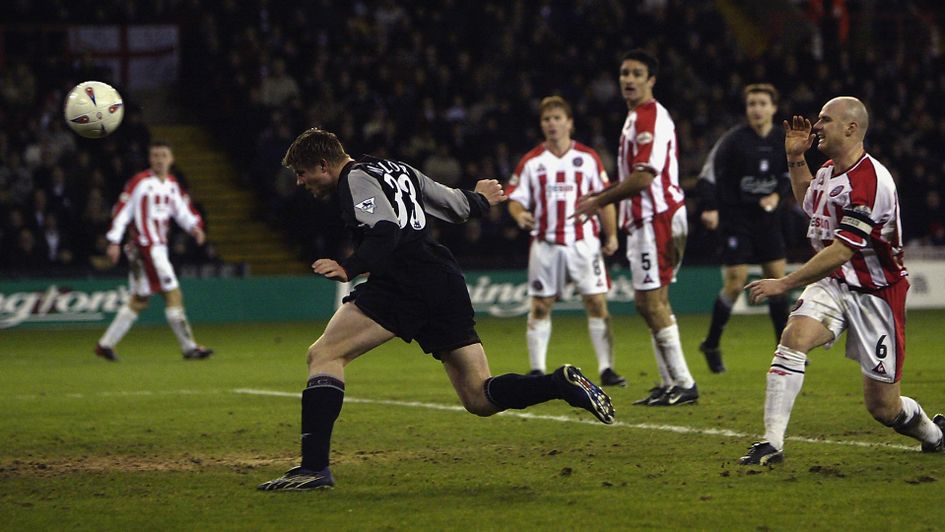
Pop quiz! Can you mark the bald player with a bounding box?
[738,97,945,465]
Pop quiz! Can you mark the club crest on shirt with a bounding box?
[636,132,653,144]
[355,197,376,214]
[829,185,844,197]
[573,157,583,167]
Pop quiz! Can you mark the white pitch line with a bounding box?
[232,388,917,452]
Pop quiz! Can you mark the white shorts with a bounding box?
[527,238,609,297]
[791,277,909,383]
[625,206,687,291]
[126,243,179,297]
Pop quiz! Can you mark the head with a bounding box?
[539,96,574,144]
[619,49,658,108]
[282,128,350,198]
[149,141,174,177]
[813,96,869,156]
[743,83,778,129]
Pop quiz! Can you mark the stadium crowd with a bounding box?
[2,0,943,275]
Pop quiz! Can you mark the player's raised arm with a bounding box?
[784,115,816,204]
[413,166,496,223]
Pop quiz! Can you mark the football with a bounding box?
[63,81,124,138]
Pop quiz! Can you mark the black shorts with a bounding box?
[342,268,481,356]
[720,216,786,266]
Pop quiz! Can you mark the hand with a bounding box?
[601,235,618,256]
[701,210,719,230]
[745,278,789,304]
[474,179,507,206]
[514,211,536,230]
[312,258,349,282]
[759,193,779,213]
[191,226,206,245]
[783,115,815,158]
[107,243,121,265]
[573,194,601,220]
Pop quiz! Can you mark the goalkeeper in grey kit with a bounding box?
[259,128,615,491]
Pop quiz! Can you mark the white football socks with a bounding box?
[588,317,613,374]
[893,396,943,446]
[165,306,197,352]
[763,344,807,450]
[652,321,695,389]
[649,334,672,388]
[526,316,551,373]
[99,304,138,348]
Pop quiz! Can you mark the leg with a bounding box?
[583,293,624,386]
[441,343,615,424]
[96,294,149,361]
[160,288,210,358]
[259,303,395,491]
[760,259,789,342]
[527,296,556,374]
[863,370,945,452]
[740,315,832,465]
[703,263,747,349]
[636,286,695,394]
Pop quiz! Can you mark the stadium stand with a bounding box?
[1,0,943,276]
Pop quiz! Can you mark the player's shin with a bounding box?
[483,373,558,410]
[526,317,551,373]
[649,334,673,388]
[301,375,345,471]
[165,306,197,352]
[653,320,694,388]
[887,396,943,446]
[588,317,613,374]
[99,304,138,347]
[704,293,734,348]
[763,345,807,450]
[768,295,790,341]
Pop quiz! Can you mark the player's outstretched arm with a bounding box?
[745,240,853,303]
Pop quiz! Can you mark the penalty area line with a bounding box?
[232,388,916,452]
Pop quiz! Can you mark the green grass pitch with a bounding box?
[3,310,945,530]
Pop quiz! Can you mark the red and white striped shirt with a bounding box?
[617,99,684,228]
[107,170,203,247]
[804,153,907,291]
[507,141,609,245]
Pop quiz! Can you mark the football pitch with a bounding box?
[3,311,945,530]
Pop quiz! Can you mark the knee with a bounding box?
[779,321,820,352]
[129,296,149,313]
[464,400,495,417]
[306,342,337,368]
[584,297,608,318]
[530,299,553,320]
[458,384,498,417]
[634,295,663,320]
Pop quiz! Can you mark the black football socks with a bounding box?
[704,295,733,348]
[484,372,559,410]
[300,375,345,471]
[769,295,790,342]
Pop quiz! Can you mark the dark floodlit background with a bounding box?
[2,0,943,278]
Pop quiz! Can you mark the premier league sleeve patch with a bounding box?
[355,197,376,215]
